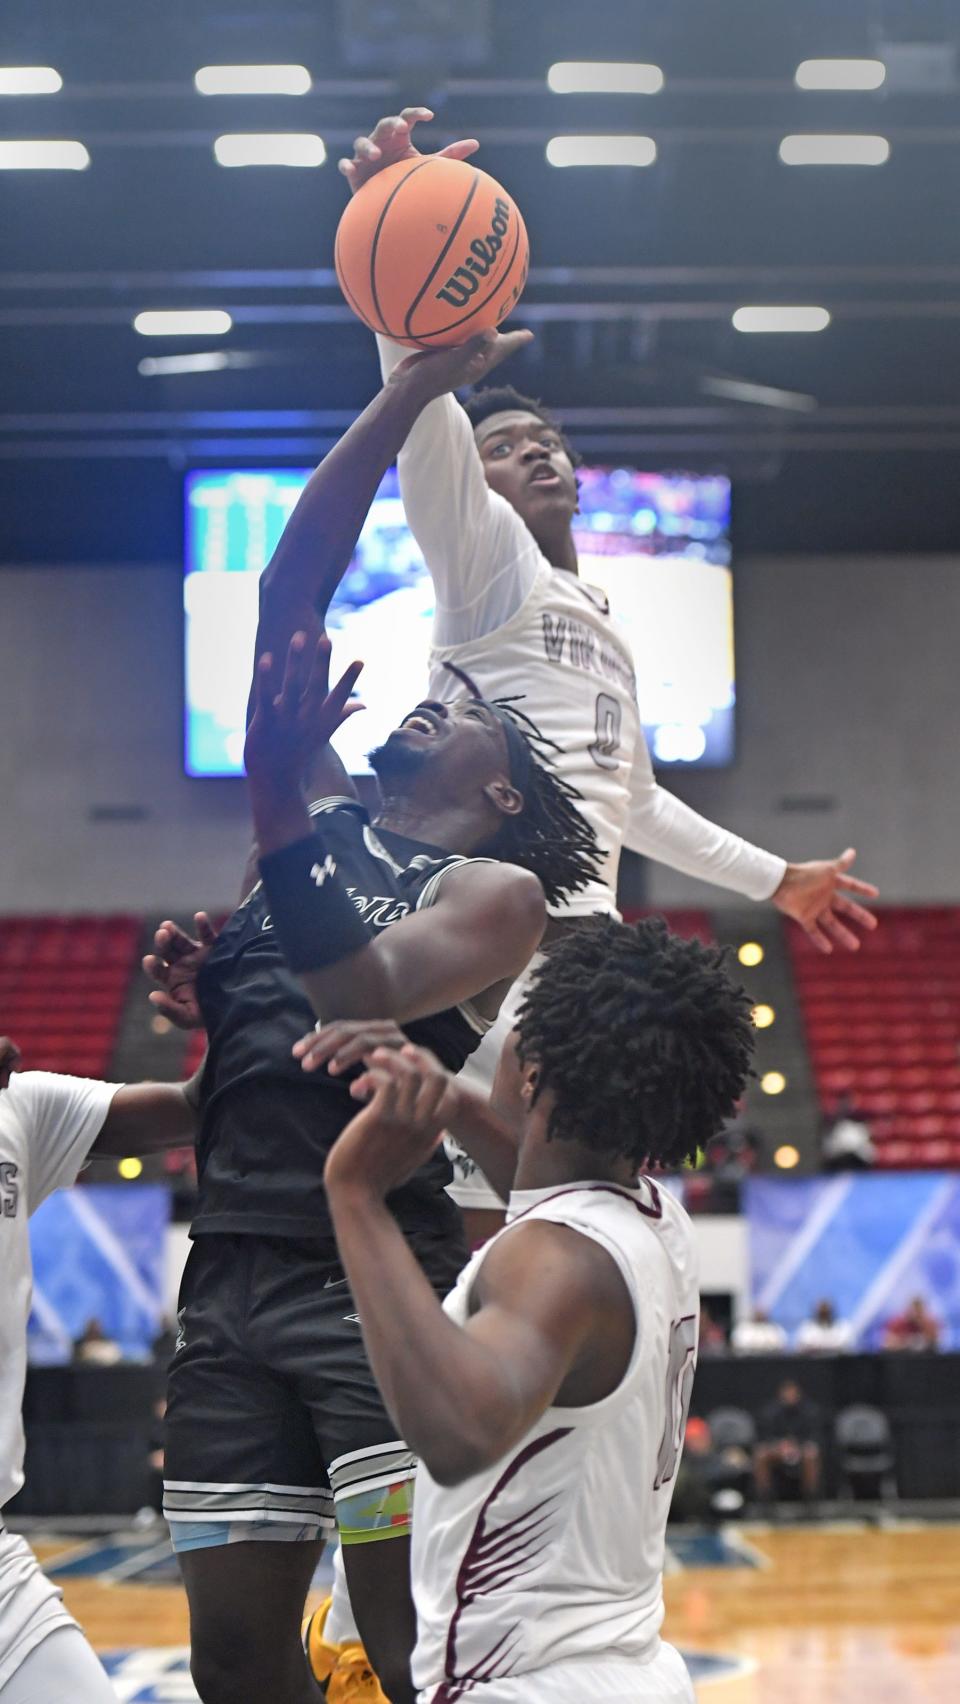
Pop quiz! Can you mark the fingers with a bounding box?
[836,874,880,899]
[803,920,834,955]
[833,895,877,931]
[818,912,860,953]
[276,631,310,714]
[437,139,480,162]
[476,328,535,373]
[323,659,365,730]
[152,922,201,964]
[147,990,198,1029]
[293,1019,406,1073]
[142,953,171,989]
[194,912,218,947]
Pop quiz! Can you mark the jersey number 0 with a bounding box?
[589,691,622,770]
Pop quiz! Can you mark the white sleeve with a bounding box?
[18,1072,122,1215]
[377,336,541,645]
[623,727,786,902]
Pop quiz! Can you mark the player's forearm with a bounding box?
[93,1082,198,1155]
[258,376,429,630]
[327,1183,522,1483]
[444,1084,519,1203]
[625,776,785,901]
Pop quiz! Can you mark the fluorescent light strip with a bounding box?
[195,64,311,96]
[0,139,88,169]
[795,58,886,91]
[213,132,325,167]
[0,66,63,95]
[733,306,831,334]
[779,133,890,166]
[138,352,231,376]
[547,61,663,95]
[546,135,656,168]
[133,311,233,337]
[701,375,817,412]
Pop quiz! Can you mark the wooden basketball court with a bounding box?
[33,1522,960,1700]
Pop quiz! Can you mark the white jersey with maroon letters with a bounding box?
[410,1178,699,1702]
[0,1071,119,1692]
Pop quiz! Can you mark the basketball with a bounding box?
[334,154,529,348]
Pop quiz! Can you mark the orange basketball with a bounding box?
[335,155,529,349]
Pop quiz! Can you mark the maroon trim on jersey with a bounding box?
[508,1178,663,1225]
[433,1426,572,1702]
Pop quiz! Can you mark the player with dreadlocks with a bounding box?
[317,916,755,1703]
[143,329,602,1704]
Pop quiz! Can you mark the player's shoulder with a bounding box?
[0,1070,89,1140]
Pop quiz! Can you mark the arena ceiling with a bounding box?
[1,0,959,562]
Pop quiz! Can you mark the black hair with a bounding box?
[469,687,602,910]
[462,384,581,469]
[515,916,755,1170]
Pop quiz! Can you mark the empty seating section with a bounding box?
[0,915,141,1077]
[789,906,960,1169]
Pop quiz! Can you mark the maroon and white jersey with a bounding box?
[410,1179,699,1700]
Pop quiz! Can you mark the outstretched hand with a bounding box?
[338,107,478,196]
[772,849,878,953]
[143,913,219,1030]
[391,326,534,405]
[324,1044,454,1198]
[244,631,364,788]
[0,1036,22,1091]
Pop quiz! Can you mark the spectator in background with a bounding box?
[731,1308,788,1354]
[72,1318,123,1367]
[883,1295,941,1352]
[795,1298,853,1354]
[698,1303,728,1357]
[821,1093,875,1171]
[754,1377,822,1504]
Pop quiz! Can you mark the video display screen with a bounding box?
[184,465,733,777]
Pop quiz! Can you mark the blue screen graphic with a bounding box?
[184,465,733,777]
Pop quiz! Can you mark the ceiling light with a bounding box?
[752,1004,776,1029]
[761,1071,787,1096]
[738,942,765,967]
[773,1144,800,1169]
[733,305,831,333]
[213,133,325,168]
[118,1156,143,1179]
[546,135,656,168]
[547,62,664,95]
[195,64,311,96]
[133,311,232,337]
[779,134,890,166]
[0,67,63,95]
[701,375,817,413]
[138,352,231,376]
[0,139,89,170]
[795,59,886,91]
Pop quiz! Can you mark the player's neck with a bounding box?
[513,1128,637,1193]
[373,796,486,856]
[532,522,578,576]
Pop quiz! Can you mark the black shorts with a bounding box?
[163,1226,467,1553]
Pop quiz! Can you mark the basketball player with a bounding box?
[321,916,754,1702]
[147,461,601,1701]
[0,1033,200,1703]
[337,107,879,1243]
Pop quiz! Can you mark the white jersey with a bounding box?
[378,338,785,919]
[0,1072,118,1512]
[410,1178,700,1699]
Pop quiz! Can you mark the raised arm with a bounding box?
[244,632,546,1026]
[340,109,541,643]
[324,1048,612,1484]
[625,734,878,952]
[287,1018,522,1201]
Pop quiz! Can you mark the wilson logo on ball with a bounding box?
[435,198,512,308]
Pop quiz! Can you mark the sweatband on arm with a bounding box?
[259,834,369,973]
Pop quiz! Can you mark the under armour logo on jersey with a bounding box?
[310,855,337,887]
